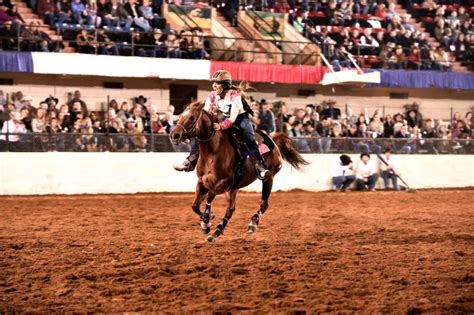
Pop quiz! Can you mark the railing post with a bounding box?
[94,28,98,55]
[16,24,20,52]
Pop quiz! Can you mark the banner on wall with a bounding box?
[246,11,285,38]
[168,4,211,31]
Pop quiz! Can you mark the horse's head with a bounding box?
[169,101,206,145]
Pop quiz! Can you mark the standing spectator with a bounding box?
[378,148,399,191]
[355,152,379,191]
[67,90,88,117]
[321,100,341,120]
[332,154,356,191]
[257,101,276,135]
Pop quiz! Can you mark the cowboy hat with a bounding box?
[135,95,147,103]
[45,96,59,104]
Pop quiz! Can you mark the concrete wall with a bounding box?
[0,153,472,195]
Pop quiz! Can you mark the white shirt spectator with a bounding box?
[378,154,397,173]
[332,161,354,177]
[356,159,377,179]
[0,119,27,142]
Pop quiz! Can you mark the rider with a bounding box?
[173,69,269,179]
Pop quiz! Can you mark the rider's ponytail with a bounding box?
[231,81,255,116]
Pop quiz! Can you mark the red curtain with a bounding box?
[210,61,327,84]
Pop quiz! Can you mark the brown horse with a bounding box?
[169,101,308,242]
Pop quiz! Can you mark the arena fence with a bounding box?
[0,133,472,154]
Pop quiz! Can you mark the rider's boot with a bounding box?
[173,152,199,172]
[254,151,269,180]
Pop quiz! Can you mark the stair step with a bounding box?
[62,46,75,53]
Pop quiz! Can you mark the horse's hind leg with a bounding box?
[200,193,216,234]
[248,176,273,233]
[206,190,237,243]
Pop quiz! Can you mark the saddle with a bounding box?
[228,127,275,187]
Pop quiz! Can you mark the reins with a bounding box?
[176,107,215,142]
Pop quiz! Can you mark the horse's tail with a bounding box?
[272,133,310,169]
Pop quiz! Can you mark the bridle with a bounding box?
[175,108,215,142]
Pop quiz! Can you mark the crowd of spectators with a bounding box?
[2,88,471,154]
[0,89,178,151]
[0,0,211,58]
[248,97,473,154]
[283,0,473,70]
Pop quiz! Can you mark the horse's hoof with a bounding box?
[205,235,216,243]
[201,226,211,234]
[248,224,257,234]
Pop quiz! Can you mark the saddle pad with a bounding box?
[258,143,271,155]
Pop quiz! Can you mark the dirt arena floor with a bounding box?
[0,189,473,313]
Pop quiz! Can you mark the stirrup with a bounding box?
[255,163,269,180]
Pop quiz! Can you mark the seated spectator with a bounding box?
[434,49,452,71]
[71,0,93,26]
[0,21,18,51]
[378,148,399,191]
[138,0,160,28]
[97,29,118,55]
[332,154,356,191]
[76,28,97,54]
[116,101,130,123]
[124,117,147,151]
[124,0,151,32]
[161,110,175,133]
[394,123,415,153]
[165,30,182,58]
[407,45,422,70]
[387,45,406,69]
[355,152,378,191]
[32,107,47,132]
[190,27,209,59]
[0,112,27,150]
[359,28,379,55]
[36,0,67,28]
[149,111,165,134]
[289,120,311,152]
[149,28,167,57]
[102,0,132,30]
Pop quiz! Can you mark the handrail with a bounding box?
[0,133,472,154]
[247,8,282,42]
[168,3,201,30]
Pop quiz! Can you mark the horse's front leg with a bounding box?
[206,190,238,243]
[192,181,210,231]
[200,193,216,234]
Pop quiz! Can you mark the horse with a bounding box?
[169,101,308,243]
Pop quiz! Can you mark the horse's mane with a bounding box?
[187,100,205,111]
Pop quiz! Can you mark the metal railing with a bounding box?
[1,22,471,68]
[0,133,472,154]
